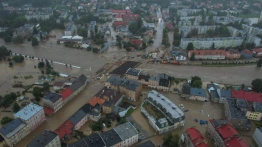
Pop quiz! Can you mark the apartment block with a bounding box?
[253,128,262,147]
[114,122,139,147]
[180,25,218,37]
[43,92,63,113]
[182,128,208,147]
[246,102,262,121]
[26,130,61,147]
[188,50,226,60]
[64,22,76,36]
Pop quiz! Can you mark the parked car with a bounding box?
[184,109,188,112]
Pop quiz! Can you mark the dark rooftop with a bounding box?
[210,90,219,99]
[123,80,141,91]
[182,83,191,95]
[95,87,123,104]
[26,130,58,147]
[110,61,140,75]
[120,102,136,109]
[0,118,27,138]
[125,68,141,76]
[100,129,122,146]
[68,132,105,147]
[106,76,127,86]
[190,88,207,97]
[159,79,169,87]
[68,109,86,125]
[68,74,87,92]
[136,140,156,147]
[43,92,62,103]
[138,74,150,82]
[226,98,248,119]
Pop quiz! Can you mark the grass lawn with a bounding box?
[126,108,135,116]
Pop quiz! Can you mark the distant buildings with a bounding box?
[226,49,241,59]
[67,132,105,147]
[188,50,226,60]
[180,37,243,49]
[252,48,262,57]
[182,128,208,147]
[177,9,202,17]
[180,25,218,37]
[64,22,76,36]
[26,130,61,147]
[57,35,83,44]
[207,119,249,147]
[181,84,208,102]
[25,11,53,20]
[14,24,34,38]
[253,128,262,147]
[141,90,185,134]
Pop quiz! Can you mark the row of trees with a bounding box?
[128,17,145,35]
[162,28,170,47]
[173,28,181,46]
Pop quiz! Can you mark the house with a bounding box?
[14,103,45,132]
[182,128,208,147]
[61,88,73,105]
[67,74,88,101]
[130,39,143,48]
[231,90,262,103]
[226,49,241,59]
[252,48,262,57]
[207,83,231,103]
[121,80,142,101]
[144,23,155,30]
[138,74,150,85]
[26,130,61,147]
[122,14,139,23]
[81,104,101,122]
[67,132,105,147]
[114,102,137,117]
[0,118,29,147]
[148,75,159,88]
[224,98,251,130]
[54,121,74,141]
[53,81,65,90]
[68,109,88,130]
[113,122,139,147]
[166,23,174,31]
[112,9,131,15]
[157,74,170,91]
[253,128,262,147]
[136,140,155,147]
[88,21,96,38]
[125,68,141,80]
[43,92,63,114]
[207,119,249,147]
[14,24,34,39]
[100,129,123,147]
[241,49,253,59]
[246,102,262,121]
[64,22,76,36]
[181,84,208,102]
[188,50,226,60]
[105,76,128,92]
[113,21,126,31]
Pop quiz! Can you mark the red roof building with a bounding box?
[252,48,262,57]
[88,96,105,107]
[185,128,208,147]
[188,50,226,60]
[231,89,262,103]
[216,124,238,140]
[54,121,74,140]
[44,107,54,116]
[113,21,126,27]
[122,14,139,23]
[225,137,249,147]
[112,9,131,15]
[61,88,73,100]
[130,39,143,47]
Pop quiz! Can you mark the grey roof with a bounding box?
[210,119,229,128]
[80,104,93,114]
[65,22,74,31]
[157,74,169,80]
[103,101,113,107]
[159,79,169,87]
[219,89,232,98]
[69,74,87,92]
[138,74,150,82]
[149,75,159,81]
[120,102,136,109]
[210,90,219,99]
[136,140,156,147]
[125,68,141,76]
[253,102,262,112]
[68,132,105,147]
[100,129,123,146]
[207,83,221,90]
[123,80,141,91]
[0,118,27,139]
[114,122,138,140]
[26,130,58,147]
[190,88,207,97]
[106,76,127,86]
[43,92,62,103]
[182,83,191,95]
[68,109,87,125]
[226,98,248,119]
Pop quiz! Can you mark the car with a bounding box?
[184,109,188,112]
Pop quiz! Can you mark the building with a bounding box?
[179,25,218,37]
[53,81,65,90]
[67,132,105,147]
[43,92,63,113]
[136,140,155,147]
[141,90,185,134]
[68,109,88,130]
[177,9,202,17]
[61,88,73,105]
[0,118,29,146]
[100,129,123,147]
[14,24,34,38]
[81,103,101,122]
[207,83,231,103]
[157,74,170,91]
[171,51,187,60]
[57,35,83,44]
[26,130,61,147]
[231,89,262,103]
[242,24,262,36]
[241,49,253,59]
[181,84,208,102]
[25,11,53,20]
[252,48,262,57]
[148,75,159,88]
[122,14,139,23]
[138,74,150,85]
[253,128,262,147]
[112,9,131,15]
[113,21,126,31]
[227,26,244,37]
[125,68,141,80]
[130,39,143,48]
[246,102,262,121]
[105,76,128,92]
[64,22,76,36]
[180,37,243,49]
[188,50,226,60]
[207,119,249,147]
[88,21,96,38]
[14,103,45,132]
[0,135,6,147]
[114,122,138,147]
[226,49,241,59]
[182,128,208,147]
[54,121,74,142]
[224,98,251,130]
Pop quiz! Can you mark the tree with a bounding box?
[142,42,147,49]
[1,117,13,125]
[257,58,262,67]
[38,62,45,68]
[251,78,262,92]
[95,25,98,33]
[12,102,21,113]
[13,35,23,44]
[9,61,13,67]
[163,133,179,147]
[31,37,39,46]
[12,55,24,63]
[191,76,201,86]
[186,43,194,50]
[92,48,100,53]
[190,53,195,61]
[4,35,12,42]
[211,43,215,49]
[43,82,50,91]
[32,87,43,99]
[0,45,10,59]
[192,80,203,88]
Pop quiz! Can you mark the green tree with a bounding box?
[211,43,215,49]
[190,53,195,61]
[13,35,23,44]
[38,62,45,68]
[3,35,12,42]
[163,133,179,147]
[95,25,98,33]
[257,58,262,67]
[191,76,202,86]
[186,43,194,50]
[192,80,203,88]
[32,87,43,99]
[12,55,24,63]
[43,82,50,91]
[31,37,39,46]
[1,117,13,125]
[251,78,262,93]
[92,48,100,53]
[0,45,10,59]
[12,102,21,113]
[33,26,38,35]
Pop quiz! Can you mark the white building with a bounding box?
[253,128,262,147]
[180,37,243,49]
[26,130,61,147]
[227,26,244,37]
[180,25,218,37]
[141,90,185,134]
[242,24,262,36]
[14,103,46,132]
[177,9,202,17]
[259,11,262,21]
[114,122,139,147]
[25,11,53,20]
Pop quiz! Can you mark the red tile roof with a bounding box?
[53,81,64,87]
[227,49,240,54]
[113,21,126,27]
[54,121,74,140]
[186,128,208,147]
[44,107,54,116]
[225,137,249,147]
[88,96,105,107]
[231,90,262,103]
[122,14,139,21]
[61,88,73,100]
[216,124,238,140]
[241,49,252,55]
[95,87,123,104]
[189,50,226,56]
[252,48,262,53]
[112,9,131,14]
[130,39,143,45]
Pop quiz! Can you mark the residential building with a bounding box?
[224,98,251,130]
[245,35,261,47]
[138,74,150,85]
[207,119,249,147]
[125,68,141,80]
[14,24,34,38]
[88,21,96,38]
[136,140,155,147]
[227,26,244,37]
[242,24,262,36]
[112,9,131,15]
[231,89,262,103]
[181,84,208,102]
[105,76,127,91]
[81,103,101,122]
[0,118,29,146]
[148,75,159,88]
[252,48,262,57]
[188,50,226,60]
[241,49,253,59]
[253,128,262,147]
[246,102,262,121]
[64,22,76,36]
[113,21,126,31]
[54,121,74,142]
[182,128,208,147]
[157,74,170,91]
[53,81,65,90]
[141,90,185,134]
[59,11,68,19]
[122,14,139,24]
[26,130,61,147]
[207,83,231,103]
[43,92,63,113]
[0,136,6,147]
[180,37,243,49]
[61,88,73,105]
[226,49,241,59]
[14,103,45,132]
[171,51,187,60]
[144,23,155,30]
[130,39,143,48]
[177,9,202,17]
[180,25,218,37]
[113,102,137,118]
[67,132,105,147]
[114,122,139,147]
[25,11,53,20]
[68,109,88,130]
[100,129,123,147]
